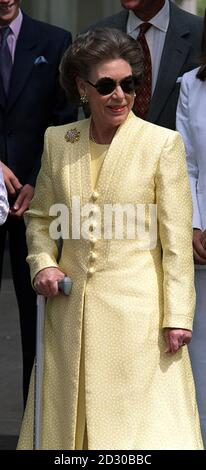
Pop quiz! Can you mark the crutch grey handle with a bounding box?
[58,276,72,295]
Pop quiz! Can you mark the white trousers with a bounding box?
[189,269,206,448]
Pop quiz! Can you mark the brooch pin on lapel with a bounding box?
[65,128,80,143]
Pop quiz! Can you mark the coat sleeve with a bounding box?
[176,75,202,229]
[155,131,195,330]
[0,165,9,225]
[24,128,59,283]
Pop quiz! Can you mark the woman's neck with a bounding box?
[90,120,117,145]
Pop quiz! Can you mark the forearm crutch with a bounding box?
[33,277,73,450]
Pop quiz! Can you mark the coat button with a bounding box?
[88,267,95,277]
[91,191,99,202]
[89,206,98,217]
[90,237,97,247]
[89,251,97,262]
[89,223,97,232]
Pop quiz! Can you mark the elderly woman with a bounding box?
[0,164,9,225]
[18,28,203,450]
[176,9,206,448]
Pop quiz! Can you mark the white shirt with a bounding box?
[0,165,9,225]
[127,0,170,94]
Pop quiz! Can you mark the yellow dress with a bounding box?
[17,112,203,450]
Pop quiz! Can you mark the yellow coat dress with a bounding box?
[18,112,203,450]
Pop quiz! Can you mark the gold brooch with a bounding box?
[65,128,80,143]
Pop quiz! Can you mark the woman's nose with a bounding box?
[113,85,124,98]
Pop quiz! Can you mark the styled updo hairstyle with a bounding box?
[59,27,143,105]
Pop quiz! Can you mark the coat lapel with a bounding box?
[96,112,144,203]
[68,113,142,207]
[147,3,192,124]
[6,14,38,112]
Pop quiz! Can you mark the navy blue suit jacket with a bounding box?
[90,1,203,129]
[0,13,77,186]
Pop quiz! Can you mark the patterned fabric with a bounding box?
[134,23,152,119]
[17,113,203,450]
[0,27,12,95]
[0,165,9,225]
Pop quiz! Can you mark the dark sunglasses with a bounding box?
[86,75,139,96]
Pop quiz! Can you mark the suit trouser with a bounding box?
[189,269,206,449]
[0,216,36,407]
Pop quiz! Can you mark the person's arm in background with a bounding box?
[0,164,9,225]
[1,159,33,220]
[155,132,195,353]
[201,229,206,249]
[176,75,206,265]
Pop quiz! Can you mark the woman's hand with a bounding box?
[193,228,206,264]
[164,328,192,354]
[201,229,206,249]
[33,267,66,297]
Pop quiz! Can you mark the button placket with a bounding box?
[87,191,100,276]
